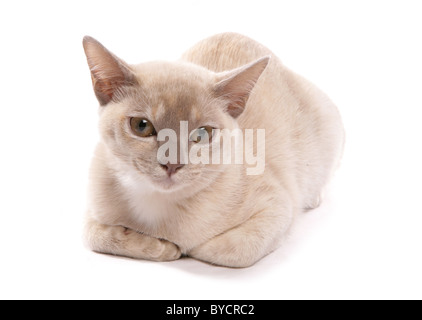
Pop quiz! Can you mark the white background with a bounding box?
[0,0,421,300]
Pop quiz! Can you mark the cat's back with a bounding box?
[181,32,273,72]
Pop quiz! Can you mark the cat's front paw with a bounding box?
[122,227,181,261]
[152,239,182,262]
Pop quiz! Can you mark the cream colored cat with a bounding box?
[83,33,344,267]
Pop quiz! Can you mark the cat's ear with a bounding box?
[83,36,136,106]
[214,56,270,118]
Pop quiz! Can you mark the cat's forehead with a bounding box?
[130,61,217,127]
[133,61,214,90]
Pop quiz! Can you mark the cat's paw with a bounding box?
[307,195,321,209]
[152,239,182,262]
[305,190,325,210]
[122,227,181,261]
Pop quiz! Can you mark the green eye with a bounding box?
[130,117,157,137]
[190,126,214,143]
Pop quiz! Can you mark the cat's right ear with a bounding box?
[83,36,136,106]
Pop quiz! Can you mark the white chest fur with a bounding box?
[116,168,174,227]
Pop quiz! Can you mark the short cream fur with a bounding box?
[83,33,344,267]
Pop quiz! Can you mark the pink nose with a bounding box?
[160,163,184,176]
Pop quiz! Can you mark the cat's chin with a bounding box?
[151,176,185,193]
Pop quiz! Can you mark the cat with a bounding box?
[82,32,344,267]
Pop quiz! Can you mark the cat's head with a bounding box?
[83,36,268,193]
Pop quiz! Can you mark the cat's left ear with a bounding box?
[214,56,270,118]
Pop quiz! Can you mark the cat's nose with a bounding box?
[160,163,185,176]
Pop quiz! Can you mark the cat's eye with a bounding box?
[130,117,157,137]
[190,126,214,143]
